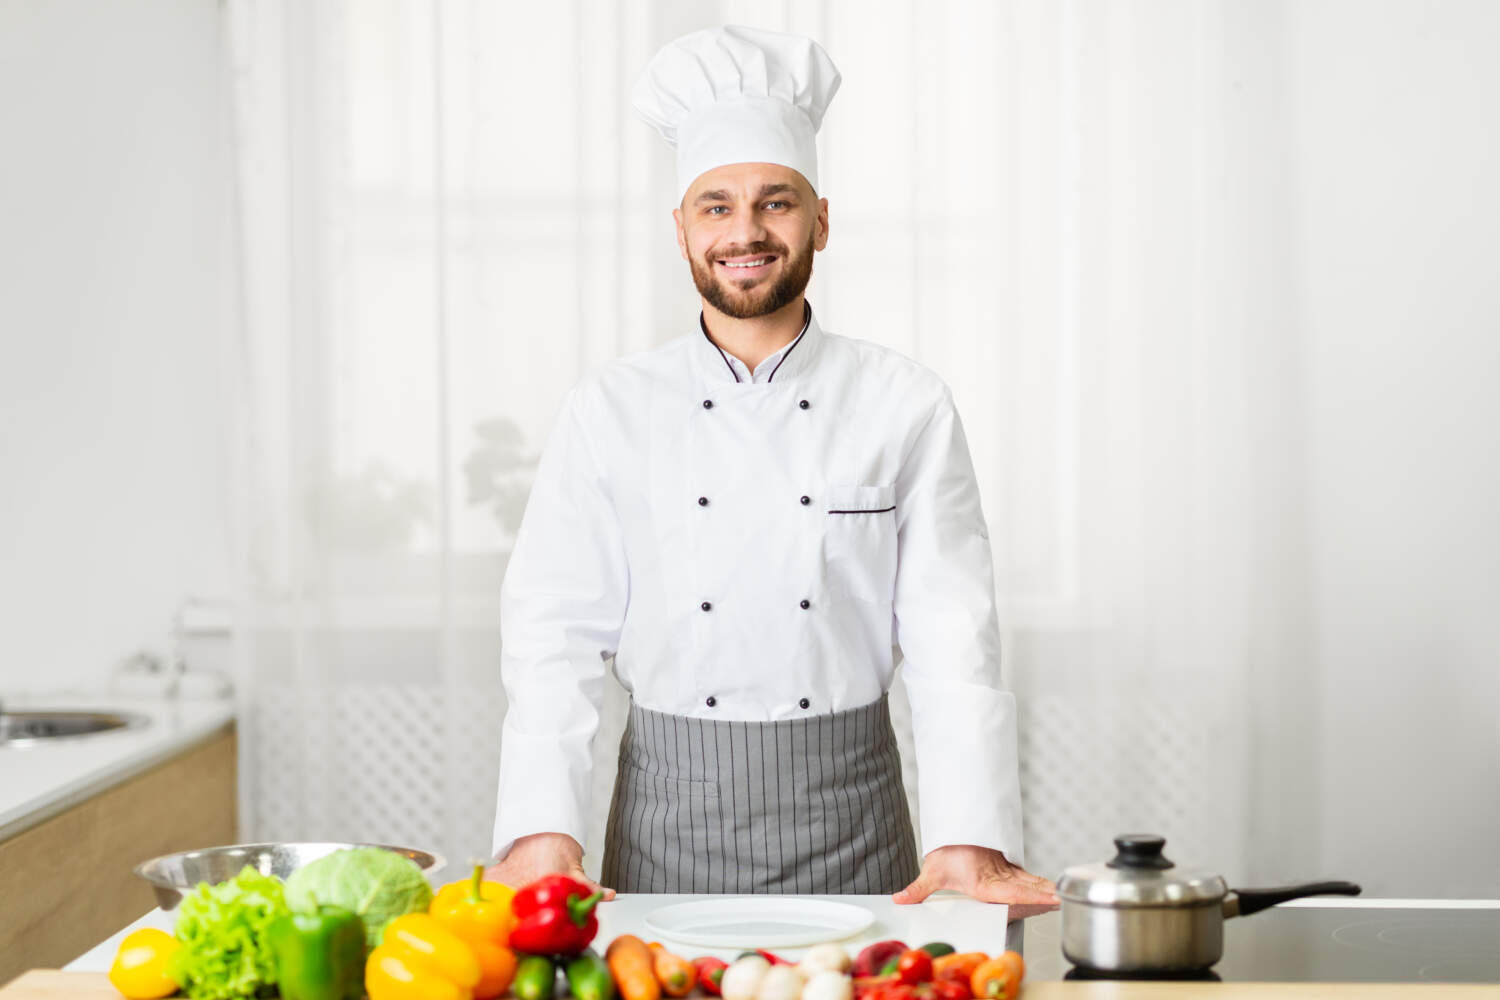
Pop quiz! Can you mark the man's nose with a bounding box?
[724,204,768,246]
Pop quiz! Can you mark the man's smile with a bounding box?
[715,253,778,278]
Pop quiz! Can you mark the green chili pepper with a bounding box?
[267,905,365,1000]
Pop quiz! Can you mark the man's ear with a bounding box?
[814,197,830,252]
[672,207,689,261]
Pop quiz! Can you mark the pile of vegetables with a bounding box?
[845,941,1024,1000]
[706,941,1023,1000]
[109,849,447,1000]
[110,861,1026,1000]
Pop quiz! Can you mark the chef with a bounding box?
[487,25,1058,914]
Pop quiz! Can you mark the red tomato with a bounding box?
[896,950,934,986]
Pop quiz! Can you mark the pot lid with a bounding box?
[1057,834,1228,907]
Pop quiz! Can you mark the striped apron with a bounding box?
[600,695,921,894]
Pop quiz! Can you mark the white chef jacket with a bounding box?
[491,304,1024,870]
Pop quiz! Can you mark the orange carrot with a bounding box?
[651,948,698,998]
[607,934,662,1000]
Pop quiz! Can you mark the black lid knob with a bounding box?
[1107,834,1175,871]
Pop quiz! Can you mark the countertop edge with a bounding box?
[9,971,1500,998]
[0,714,235,842]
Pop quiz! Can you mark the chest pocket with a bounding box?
[822,483,898,604]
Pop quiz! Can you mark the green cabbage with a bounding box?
[167,864,288,999]
[283,847,433,950]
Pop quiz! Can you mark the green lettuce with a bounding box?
[283,847,433,951]
[168,864,288,999]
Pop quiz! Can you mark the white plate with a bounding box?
[643,897,875,948]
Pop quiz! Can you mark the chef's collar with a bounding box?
[695,301,823,385]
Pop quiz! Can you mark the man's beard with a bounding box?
[689,229,816,320]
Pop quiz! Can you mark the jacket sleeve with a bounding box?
[893,386,1025,865]
[491,383,630,863]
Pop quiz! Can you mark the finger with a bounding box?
[981,879,1060,905]
[1014,869,1059,891]
[984,866,1059,898]
[570,866,616,901]
[892,869,944,905]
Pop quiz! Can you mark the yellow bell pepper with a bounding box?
[366,913,482,1000]
[430,865,519,999]
[431,864,517,945]
[108,928,180,1000]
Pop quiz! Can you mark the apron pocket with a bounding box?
[619,757,719,798]
[823,482,898,604]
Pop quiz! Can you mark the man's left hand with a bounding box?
[892,844,1059,919]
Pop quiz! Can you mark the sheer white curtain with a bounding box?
[225,0,1305,883]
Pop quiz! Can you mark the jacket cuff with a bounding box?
[906,684,1025,868]
[491,718,592,863]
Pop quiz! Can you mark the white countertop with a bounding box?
[64,895,1500,977]
[67,891,1024,972]
[0,693,236,841]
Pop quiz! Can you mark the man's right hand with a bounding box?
[483,832,616,900]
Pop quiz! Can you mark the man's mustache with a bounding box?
[707,241,787,260]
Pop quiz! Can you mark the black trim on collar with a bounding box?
[768,301,813,383]
[700,313,742,383]
[698,301,813,384]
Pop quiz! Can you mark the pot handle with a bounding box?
[1224,880,1362,918]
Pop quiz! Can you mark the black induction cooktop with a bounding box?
[1020,903,1500,984]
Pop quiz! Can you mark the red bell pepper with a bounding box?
[508,874,603,955]
[692,957,728,996]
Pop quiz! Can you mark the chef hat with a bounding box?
[632,25,842,205]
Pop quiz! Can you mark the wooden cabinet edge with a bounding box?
[0,726,237,985]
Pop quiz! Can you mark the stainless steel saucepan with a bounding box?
[1057,834,1361,973]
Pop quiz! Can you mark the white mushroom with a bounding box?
[721,956,772,1000]
[755,964,807,1000]
[797,945,852,977]
[802,970,854,1000]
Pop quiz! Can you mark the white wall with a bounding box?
[1288,0,1500,896]
[0,0,231,694]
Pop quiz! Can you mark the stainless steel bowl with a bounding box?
[133,841,446,911]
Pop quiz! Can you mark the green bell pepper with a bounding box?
[268,904,365,1000]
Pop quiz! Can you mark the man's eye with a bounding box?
[706,205,728,216]
[764,201,787,210]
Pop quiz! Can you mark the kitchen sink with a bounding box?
[0,710,151,746]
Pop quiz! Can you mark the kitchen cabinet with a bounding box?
[0,719,235,984]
